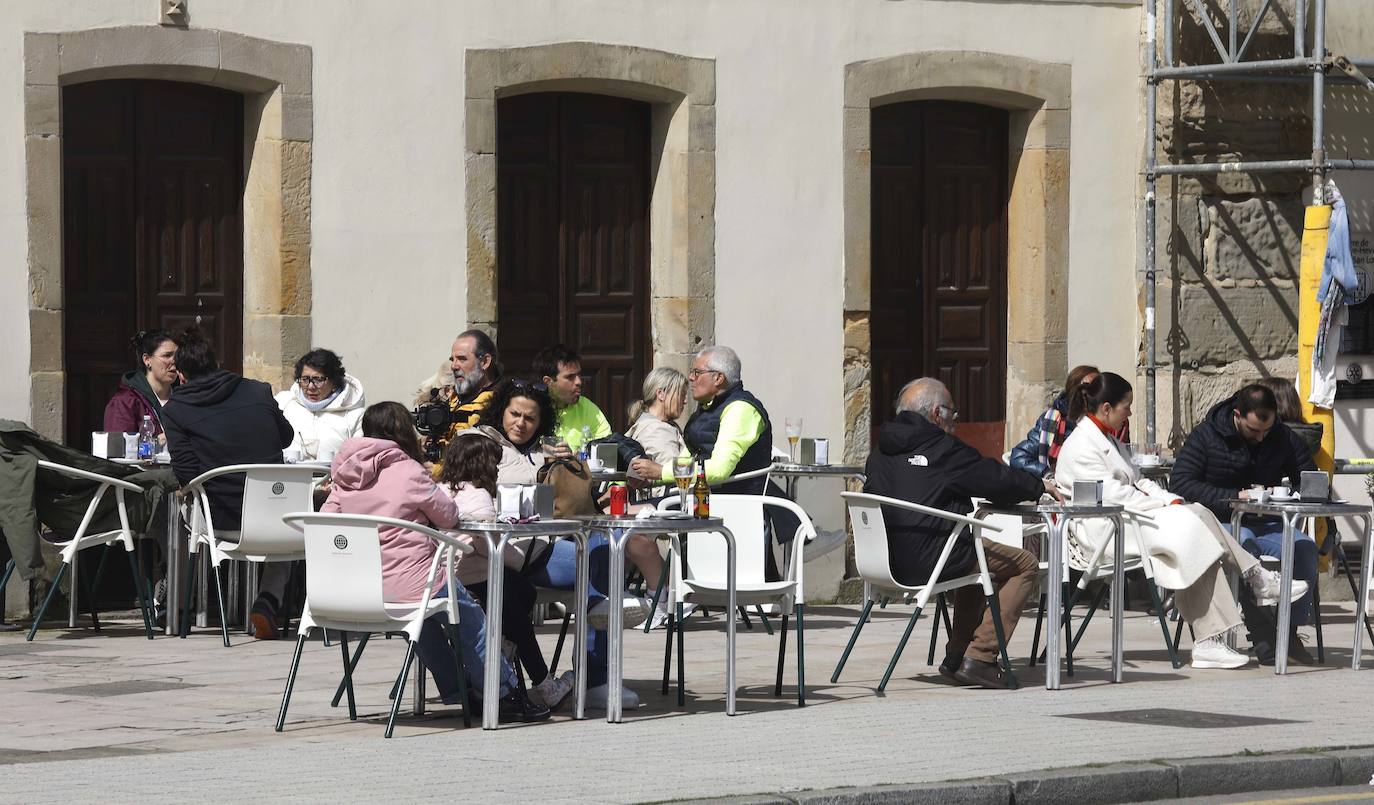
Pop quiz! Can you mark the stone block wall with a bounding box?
[1149,0,1311,446]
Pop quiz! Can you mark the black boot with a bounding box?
[1237,581,1277,664]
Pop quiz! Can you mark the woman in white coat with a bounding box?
[1054,372,1306,669]
[275,348,365,461]
[624,367,688,466]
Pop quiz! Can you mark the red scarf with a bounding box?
[1087,414,1117,439]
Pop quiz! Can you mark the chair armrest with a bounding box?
[185,463,325,490]
[36,460,146,493]
[843,492,1002,534]
[280,512,477,555]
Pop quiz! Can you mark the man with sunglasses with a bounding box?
[1171,383,1318,665]
[863,377,1055,689]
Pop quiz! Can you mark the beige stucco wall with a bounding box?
[0,0,1143,598]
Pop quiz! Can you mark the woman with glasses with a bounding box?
[275,348,366,462]
[104,329,179,438]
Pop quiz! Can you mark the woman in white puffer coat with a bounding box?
[275,348,366,461]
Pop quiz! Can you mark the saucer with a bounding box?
[1268,493,1298,502]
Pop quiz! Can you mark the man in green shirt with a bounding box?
[533,344,612,453]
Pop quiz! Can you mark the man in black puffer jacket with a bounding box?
[865,378,1054,689]
[1170,384,1318,663]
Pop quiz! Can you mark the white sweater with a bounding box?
[275,374,366,460]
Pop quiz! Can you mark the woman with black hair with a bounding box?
[275,348,366,461]
[1054,372,1305,670]
[103,330,178,436]
[474,378,558,484]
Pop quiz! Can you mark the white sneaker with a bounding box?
[585,682,640,710]
[1247,568,1310,607]
[587,596,650,630]
[1191,635,1250,669]
[804,528,848,562]
[530,672,574,711]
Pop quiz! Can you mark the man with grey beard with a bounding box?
[433,329,503,458]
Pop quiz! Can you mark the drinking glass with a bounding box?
[673,456,694,512]
[540,436,563,463]
[785,418,802,463]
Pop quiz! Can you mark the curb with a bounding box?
[667,746,1374,804]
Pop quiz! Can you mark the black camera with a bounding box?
[413,388,454,461]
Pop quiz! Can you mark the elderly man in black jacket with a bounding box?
[1170,384,1318,663]
[160,329,296,638]
[865,377,1056,689]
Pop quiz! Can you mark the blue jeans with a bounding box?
[411,581,517,703]
[525,534,610,688]
[1224,520,1318,626]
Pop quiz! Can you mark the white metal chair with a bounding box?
[275,512,476,738]
[655,493,813,706]
[181,464,322,645]
[17,460,156,641]
[831,492,1018,691]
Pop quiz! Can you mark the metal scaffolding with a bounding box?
[1141,0,1374,443]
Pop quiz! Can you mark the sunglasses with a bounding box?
[510,378,549,393]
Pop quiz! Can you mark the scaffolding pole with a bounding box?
[1141,0,1374,446]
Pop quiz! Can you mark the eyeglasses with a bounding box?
[938,404,960,422]
[687,368,721,380]
[510,378,549,393]
[298,375,331,388]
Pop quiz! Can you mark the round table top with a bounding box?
[110,455,172,466]
[771,463,865,477]
[978,501,1125,516]
[573,513,725,531]
[589,470,629,482]
[1227,499,1372,516]
[450,519,585,536]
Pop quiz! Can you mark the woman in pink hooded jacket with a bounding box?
[321,402,548,722]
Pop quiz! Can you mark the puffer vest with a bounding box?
[683,383,774,495]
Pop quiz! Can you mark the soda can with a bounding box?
[609,482,628,515]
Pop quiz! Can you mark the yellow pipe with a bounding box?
[1298,205,1334,562]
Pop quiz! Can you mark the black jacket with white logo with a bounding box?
[864,411,1043,586]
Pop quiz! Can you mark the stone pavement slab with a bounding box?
[1,601,1371,803]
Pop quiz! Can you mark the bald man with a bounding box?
[864,377,1055,689]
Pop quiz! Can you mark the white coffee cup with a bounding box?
[1272,484,1292,499]
[282,448,302,464]
[586,458,605,472]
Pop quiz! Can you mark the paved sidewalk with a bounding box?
[1,600,1371,803]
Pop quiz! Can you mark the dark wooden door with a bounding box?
[497,93,651,432]
[870,101,1008,453]
[62,80,243,447]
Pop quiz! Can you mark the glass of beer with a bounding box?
[540,436,563,463]
[785,418,802,463]
[673,456,694,512]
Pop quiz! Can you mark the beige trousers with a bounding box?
[1171,504,1259,641]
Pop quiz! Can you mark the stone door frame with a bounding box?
[841,50,1071,463]
[464,42,716,376]
[23,26,313,437]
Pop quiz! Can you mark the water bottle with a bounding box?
[137,415,156,460]
[578,426,592,461]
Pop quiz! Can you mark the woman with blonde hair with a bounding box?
[625,367,689,465]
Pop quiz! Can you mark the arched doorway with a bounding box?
[496,92,651,430]
[869,100,1009,455]
[61,79,244,446]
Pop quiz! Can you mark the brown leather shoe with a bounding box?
[938,655,962,682]
[952,657,1010,690]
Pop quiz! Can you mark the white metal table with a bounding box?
[1227,499,1373,674]
[770,462,865,500]
[449,519,589,729]
[574,514,737,723]
[975,501,1126,690]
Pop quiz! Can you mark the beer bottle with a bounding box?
[692,460,710,518]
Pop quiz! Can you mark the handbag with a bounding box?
[536,457,598,517]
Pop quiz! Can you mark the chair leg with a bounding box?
[180,551,197,638]
[676,601,686,707]
[338,630,357,721]
[1062,582,1075,677]
[830,598,874,683]
[27,563,67,641]
[1028,593,1046,668]
[774,610,789,696]
[126,550,155,640]
[212,563,230,647]
[275,634,308,732]
[0,559,14,601]
[1172,612,1185,652]
[926,593,945,666]
[79,552,103,633]
[1312,573,1324,664]
[645,552,672,634]
[385,641,418,738]
[661,609,675,695]
[795,603,806,707]
[444,622,472,729]
[755,605,774,636]
[1336,545,1374,647]
[1068,583,1110,655]
[331,633,371,707]
[1145,581,1181,669]
[549,612,571,676]
[878,605,923,692]
[738,606,753,630]
[986,592,1019,690]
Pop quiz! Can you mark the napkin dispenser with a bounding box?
[526,483,555,519]
[91,431,125,459]
[798,438,830,466]
[592,443,620,469]
[1299,471,1330,502]
[1071,480,1103,506]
